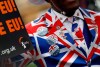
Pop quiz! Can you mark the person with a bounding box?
[11,0,100,67]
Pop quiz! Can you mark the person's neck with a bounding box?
[65,10,76,17]
[52,7,77,17]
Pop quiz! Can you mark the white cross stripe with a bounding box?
[64,53,78,67]
[34,34,47,67]
[35,47,70,60]
[56,51,70,67]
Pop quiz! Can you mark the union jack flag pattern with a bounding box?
[17,7,100,67]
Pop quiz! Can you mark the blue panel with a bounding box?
[64,33,75,44]
[91,54,100,65]
[71,56,87,67]
[44,52,67,67]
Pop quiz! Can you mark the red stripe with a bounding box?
[74,40,79,46]
[57,37,71,48]
[29,50,34,55]
[26,23,33,34]
[95,17,100,44]
[26,22,46,34]
[20,58,30,67]
[87,47,96,62]
[95,48,100,53]
[59,51,74,67]
[48,19,63,34]
[45,13,52,22]
[84,18,93,24]
[40,17,45,22]
[75,28,84,38]
[38,59,45,67]
[36,49,39,56]
[89,11,96,15]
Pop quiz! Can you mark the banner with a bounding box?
[0,0,33,59]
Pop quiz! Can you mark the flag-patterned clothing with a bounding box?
[20,7,100,67]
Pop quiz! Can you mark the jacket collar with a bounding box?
[44,7,94,27]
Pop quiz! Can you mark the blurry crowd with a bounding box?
[80,0,100,11]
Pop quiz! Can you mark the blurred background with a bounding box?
[15,0,51,24]
[15,0,100,25]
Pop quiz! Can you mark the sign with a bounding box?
[0,0,33,59]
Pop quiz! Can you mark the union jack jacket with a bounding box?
[19,7,100,67]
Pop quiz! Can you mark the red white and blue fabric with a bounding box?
[12,7,100,67]
[10,50,34,67]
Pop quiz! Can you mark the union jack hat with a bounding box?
[28,0,47,5]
